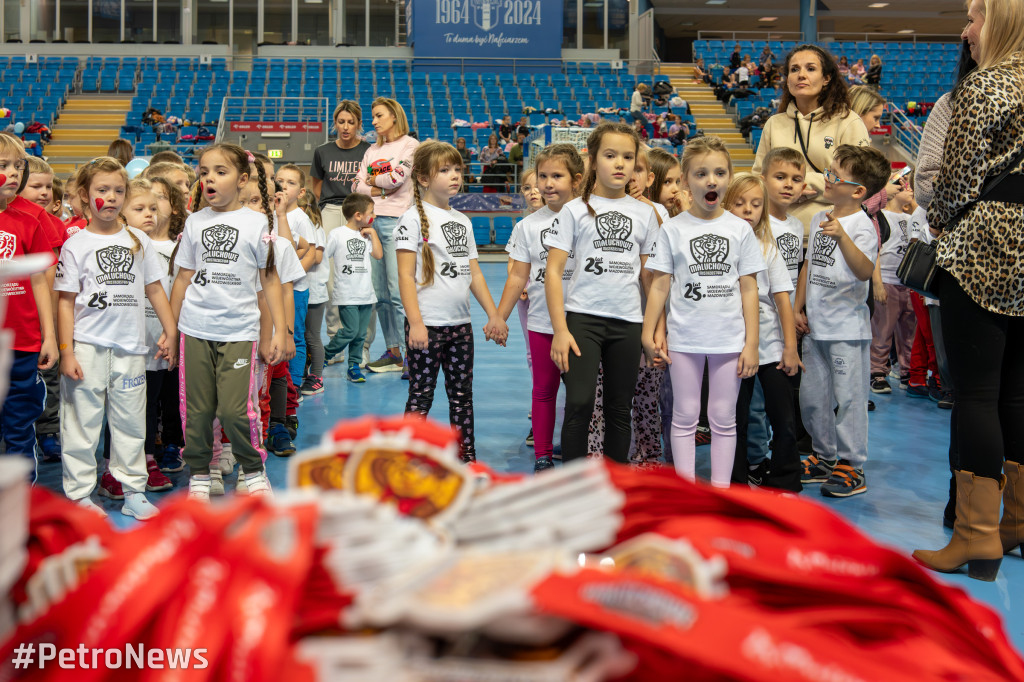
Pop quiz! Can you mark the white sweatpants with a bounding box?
[60,342,148,500]
[799,337,870,467]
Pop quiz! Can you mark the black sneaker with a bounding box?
[937,391,954,410]
[747,459,770,487]
[870,376,891,394]
[899,374,910,390]
[695,425,712,446]
[525,428,534,447]
[801,454,837,484]
[868,400,876,412]
[906,384,929,399]
[285,415,298,440]
[820,461,866,498]
[534,456,555,473]
[927,377,944,403]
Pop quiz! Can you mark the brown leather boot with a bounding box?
[1000,460,1023,556]
[913,470,1005,582]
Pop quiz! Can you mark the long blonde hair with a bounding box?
[977,0,1024,69]
[724,173,773,255]
[412,141,465,287]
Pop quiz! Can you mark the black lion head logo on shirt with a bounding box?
[810,231,838,267]
[688,234,731,276]
[95,245,136,285]
[441,221,469,257]
[776,232,801,269]
[201,225,240,263]
[593,211,634,253]
[346,237,367,261]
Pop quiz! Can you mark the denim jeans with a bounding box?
[367,215,406,354]
[288,288,309,387]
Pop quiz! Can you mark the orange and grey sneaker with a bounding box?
[800,454,836,484]
[820,461,867,498]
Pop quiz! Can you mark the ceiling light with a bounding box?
[759,17,777,21]
[706,0,727,5]
[868,3,889,7]
[898,29,915,33]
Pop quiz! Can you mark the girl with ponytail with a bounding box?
[169,143,287,501]
[395,141,508,463]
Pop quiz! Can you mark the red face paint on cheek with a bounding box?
[95,198,105,211]
[0,174,7,187]
[367,216,374,225]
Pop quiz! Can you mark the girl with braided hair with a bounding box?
[395,141,508,463]
[169,143,287,501]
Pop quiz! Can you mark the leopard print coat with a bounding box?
[930,53,1024,316]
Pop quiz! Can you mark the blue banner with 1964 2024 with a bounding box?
[409,0,563,61]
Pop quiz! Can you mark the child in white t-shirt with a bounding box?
[869,179,917,394]
[301,196,329,395]
[794,145,889,498]
[397,141,507,463]
[642,137,764,488]
[544,123,659,465]
[494,144,583,472]
[56,158,177,520]
[324,193,382,381]
[170,144,288,501]
[725,173,803,492]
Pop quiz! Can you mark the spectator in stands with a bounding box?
[730,44,743,70]
[849,86,886,132]
[107,138,133,167]
[866,54,883,90]
[736,60,751,86]
[850,58,867,85]
[913,0,1024,582]
[630,83,650,125]
[694,58,710,84]
[312,100,371,337]
[479,133,508,192]
[455,136,475,184]
[499,115,515,143]
[838,55,851,80]
[634,118,649,141]
[352,97,420,375]
[760,45,776,82]
[517,116,531,138]
[752,44,871,229]
[508,132,527,183]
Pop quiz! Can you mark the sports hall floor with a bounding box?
[33,262,1024,651]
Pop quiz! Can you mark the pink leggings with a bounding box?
[528,331,562,459]
[668,351,741,487]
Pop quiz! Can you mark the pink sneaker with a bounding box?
[98,471,124,500]
[146,459,173,492]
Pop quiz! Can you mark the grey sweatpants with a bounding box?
[800,338,870,467]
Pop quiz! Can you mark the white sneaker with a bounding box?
[219,445,235,475]
[327,355,346,366]
[242,471,273,498]
[236,476,248,495]
[188,475,212,502]
[121,492,160,521]
[75,496,107,517]
[209,469,225,496]
[361,347,370,368]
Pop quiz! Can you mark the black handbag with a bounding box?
[897,148,1024,296]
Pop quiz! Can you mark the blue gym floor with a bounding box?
[32,261,1024,653]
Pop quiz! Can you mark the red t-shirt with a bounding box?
[9,195,63,250]
[63,216,87,242]
[0,207,51,352]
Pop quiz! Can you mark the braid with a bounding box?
[168,242,180,276]
[580,167,597,217]
[189,178,203,213]
[127,227,143,255]
[413,181,435,287]
[254,159,277,275]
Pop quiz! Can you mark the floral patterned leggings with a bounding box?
[405,321,476,461]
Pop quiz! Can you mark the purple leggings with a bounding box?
[528,331,561,459]
[668,351,741,488]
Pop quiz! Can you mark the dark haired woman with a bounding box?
[751,44,871,229]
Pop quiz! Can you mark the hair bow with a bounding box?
[246,151,256,163]
[261,233,277,244]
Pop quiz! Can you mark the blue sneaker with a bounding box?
[37,434,61,462]
[820,462,867,498]
[401,358,409,381]
[159,444,185,473]
[267,422,296,457]
[347,366,366,383]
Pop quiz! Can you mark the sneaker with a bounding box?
[347,366,366,383]
[98,471,124,500]
[188,475,211,502]
[121,492,160,520]
[361,347,371,368]
[869,376,891,394]
[209,469,225,496]
[460,453,477,464]
[236,475,248,495]
[889,366,901,382]
[801,454,836,484]
[37,434,61,462]
[525,428,534,447]
[301,376,324,396]
[868,400,876,412]
[747,459,770,487]
[219,446,235,475]
[928,381,943,403]
[366,350,403,373]
[159,444,185,473]
[243,470,273,498]
[401,358,409,381]
[820,462,867,498]
[76,496,107,517]
[534,456,555,473]
[327,354,345,366]
[906,384,929,399]
[899,374,910,390]
[938,391,954,410]
[145,460,173,492]
[285,415,299,440]
[267,422,296,457]
[695,425,712,446]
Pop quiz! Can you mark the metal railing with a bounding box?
[886,104,924,161]
[400,55,624,78]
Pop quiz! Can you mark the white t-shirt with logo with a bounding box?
[755,244,795,365]
[308,226,329,305]
[879,209,912,285]
[282,208,318,292]
[55,227,162,355]
[508,206,576,335]
[805,210,878,341]
[544,195,657,324]
[394,203,478,327]
[646,211,766,354]
[769,214,804,298]
[144,238,175,370]
[324,226,377,306]
[175,206,271,343]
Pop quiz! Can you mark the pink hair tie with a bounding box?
[423,236,429,242]
[246,151,255,163]
[176,233,184,242]
[262,233,277,244]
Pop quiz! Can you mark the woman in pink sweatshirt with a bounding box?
[352,97,420,375]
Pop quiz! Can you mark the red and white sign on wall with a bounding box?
[228,121,324,133]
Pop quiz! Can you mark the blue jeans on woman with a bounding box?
[367,215,406,356]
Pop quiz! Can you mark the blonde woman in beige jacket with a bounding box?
[752,44,871,231]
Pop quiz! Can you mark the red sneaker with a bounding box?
[98,471,124,500]
[146,459,173,492]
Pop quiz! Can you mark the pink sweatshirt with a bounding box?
[352,135,420,217]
